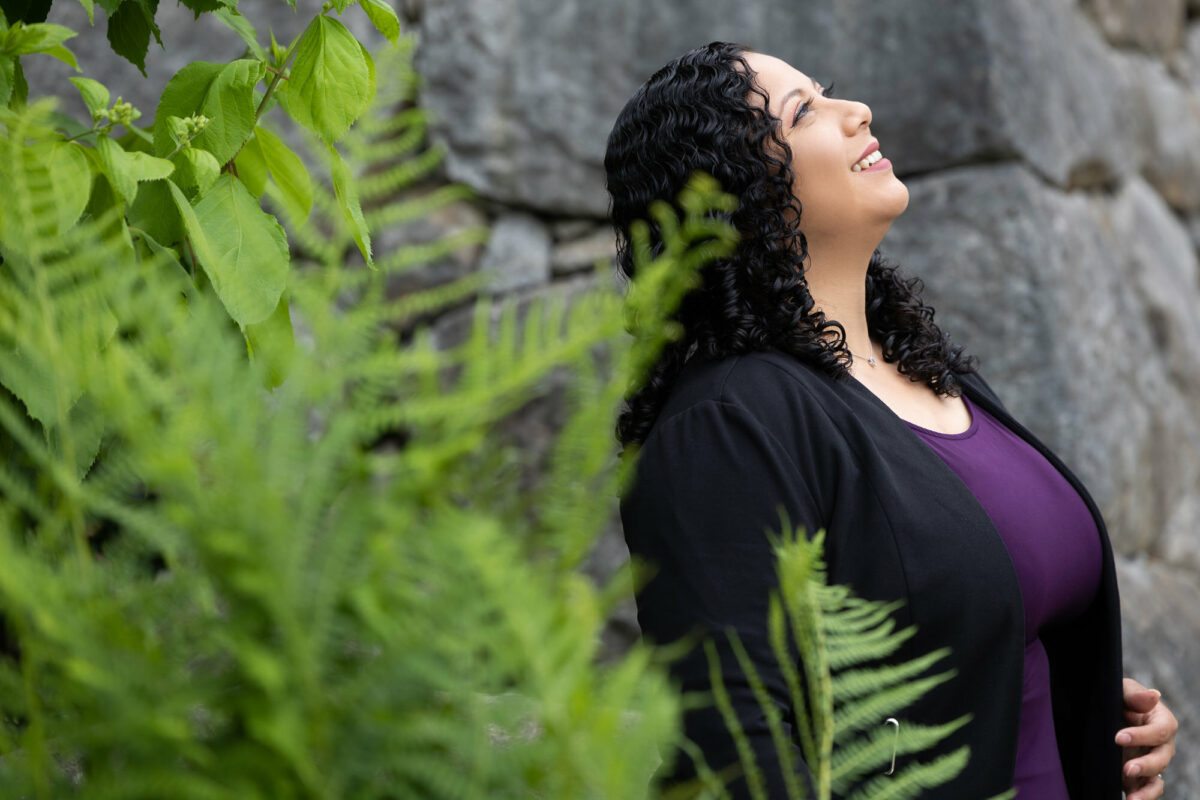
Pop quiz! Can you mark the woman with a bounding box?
[605,42,1178,800]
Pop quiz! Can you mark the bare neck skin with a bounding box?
[801,224,890,360]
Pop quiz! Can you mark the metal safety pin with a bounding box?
[884,718,900,776]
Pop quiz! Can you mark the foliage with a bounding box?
[0,59,751,794]
[699,527,968,800]
[0,0,399,395]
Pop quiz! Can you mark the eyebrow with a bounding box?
[777,76,821,120]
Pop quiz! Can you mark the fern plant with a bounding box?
[686,525,1016,800]
[0,50,752,792]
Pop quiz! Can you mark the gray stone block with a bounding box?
[1083,0,1187,56]
[479,212,552,294]
[885,164,1200,561]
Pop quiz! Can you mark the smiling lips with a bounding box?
[851,141,891,173]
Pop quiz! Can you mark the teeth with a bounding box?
[851,149,884,172]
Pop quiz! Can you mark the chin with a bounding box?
[884,181,910,220]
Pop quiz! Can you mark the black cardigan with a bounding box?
[620,350,1124,799]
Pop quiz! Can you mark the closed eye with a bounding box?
[792,82,835,126]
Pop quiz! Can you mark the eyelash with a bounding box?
[792,82,835,125]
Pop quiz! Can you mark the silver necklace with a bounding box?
[849,341,878,367]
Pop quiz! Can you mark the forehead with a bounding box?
[741,52,814,115]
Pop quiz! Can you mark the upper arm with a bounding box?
[619,399,824,798]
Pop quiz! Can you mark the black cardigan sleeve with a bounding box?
[620,397,826,799]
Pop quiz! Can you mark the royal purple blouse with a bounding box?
[908,395,1102,799]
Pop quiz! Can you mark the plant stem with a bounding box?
[63,123,110,142]
[254,32,302,124]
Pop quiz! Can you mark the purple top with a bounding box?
[908,395,1102,799]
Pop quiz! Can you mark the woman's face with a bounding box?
[741,52,909,240]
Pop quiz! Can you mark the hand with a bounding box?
[1117,677,1178,800]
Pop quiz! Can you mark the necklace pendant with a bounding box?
[867,356,877,367]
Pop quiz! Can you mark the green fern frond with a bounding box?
[710,525,976,799]
[844,746,970,800]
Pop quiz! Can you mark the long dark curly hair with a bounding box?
[604,41,976,446]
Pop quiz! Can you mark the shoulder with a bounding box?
[653,349,841,434]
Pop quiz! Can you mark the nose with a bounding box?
[842,98,871,135]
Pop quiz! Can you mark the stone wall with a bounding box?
[29,0,1200,794]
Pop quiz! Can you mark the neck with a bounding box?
[801,228,887,355]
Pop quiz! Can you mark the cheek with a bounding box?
[792,150,852,215]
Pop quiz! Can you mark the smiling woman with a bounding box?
[604,41,1178,800]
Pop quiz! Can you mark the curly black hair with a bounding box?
[604,41,976,446]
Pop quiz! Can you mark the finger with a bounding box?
[1124,677,1150,694]
[1116,710,1175,748]
[1126,773,1165,800]
[1123,744,1174,781]
[1123,688,1161,714]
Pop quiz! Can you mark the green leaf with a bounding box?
[69,76,109,117]
[105,0,161,77]
[0,0,51,24]
[328,0,353,11]
[233,131,267,196]
[0,56,12,106]
[9,52,23,105]
[128,178,183,245]
[178,0,230,18]
[254,126,312,222]
[0,141,91,240]
[212,8,264,60]
[168,175,289,325]
[328,143,371,266]
[41,44,78,69]
[171,146,220,194]
[360,0,399,44]
[95,135,174,204]
[4,21,76,54]
[78,0,95,25]
[284,15,374,145]
[154,59,265,165]
[244,292,294,389]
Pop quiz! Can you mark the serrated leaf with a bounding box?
[105,0,161,77]
[254,126,311,222]
[212,8,264,60]
[95,134,173,203]
[328,0,353,11]
[328,143,371,265]
[171,146,219,194]
[128,178,183,245]
[0,0,51,23]
[10,54,25,105]
[168,175,289,324]
[284,15,373,145]
[4,21,76,54]
[154,59,264,165]
[40,44,78,69]
[69,76,108,116]
[178,0,229,18]
[233,131,267,196]
[0,56,12,106]
[359,0,399,44]
[244,292,294,389]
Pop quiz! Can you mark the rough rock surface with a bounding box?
[1117,555,1200,794]
[479,213,552,293]
[1083,0,1187,56]
[886,166,1200,564]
